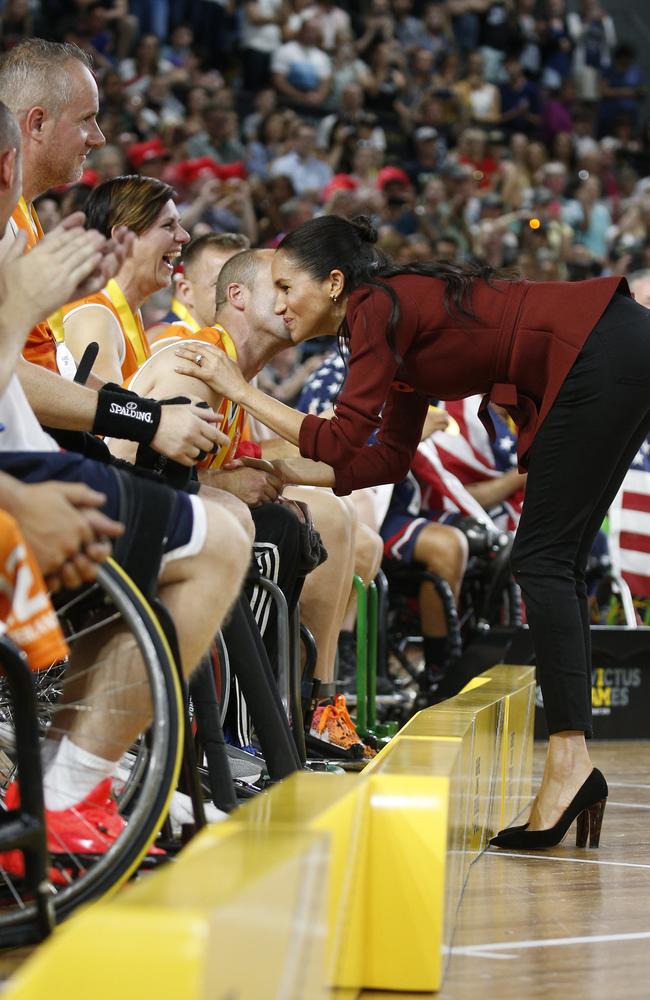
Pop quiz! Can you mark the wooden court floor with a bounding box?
[1,742,648,997]
[360,739,650,1000]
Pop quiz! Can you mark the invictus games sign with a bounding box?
[531,627,650,740]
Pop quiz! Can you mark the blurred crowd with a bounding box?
[2,0,650,326]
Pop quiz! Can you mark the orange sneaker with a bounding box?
[310,695,377,759]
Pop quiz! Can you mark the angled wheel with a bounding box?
[0,558,183,945]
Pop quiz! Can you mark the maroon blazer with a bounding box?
[298,273,629,495]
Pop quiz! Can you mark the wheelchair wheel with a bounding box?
[0,558,184,945]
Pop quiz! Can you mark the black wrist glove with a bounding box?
[135,395,195,490]
[92,383,162,444]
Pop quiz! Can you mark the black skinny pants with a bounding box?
[511,293,650,736]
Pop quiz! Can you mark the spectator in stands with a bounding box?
[118,33,172,98]
[419,2,453,60]
[355,0,395,58]
[598,43,646,138]
[364,39,408,120]
[186,104,246,163]
[241,1,288,93]
[90,144,127,183]
[271,20,332,115]
[540,0,574,86]
[567,0,616,101]
[291,3,352,54]
[406,127,445,189]
[572,175,612,263]
[454,51,501,128]
[515,0,542,78]
[388,0,420,49]
[270,123,332,196]
[326,28,374,109]
[499,54,542,137]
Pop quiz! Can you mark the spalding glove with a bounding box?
[92,383,161,444]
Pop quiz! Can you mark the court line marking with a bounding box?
[449,929,650,959]
[607,782,650,790]
[485,851,650,869]
[608,800,650,810]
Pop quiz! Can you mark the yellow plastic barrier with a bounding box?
[4,664,535,999]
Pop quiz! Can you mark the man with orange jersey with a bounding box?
[0,38,221,465]
[125,247,384,755]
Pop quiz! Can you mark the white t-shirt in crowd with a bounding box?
[271,42,331,92]
[242,0,284,53]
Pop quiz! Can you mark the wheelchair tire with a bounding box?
[0,558,183,945]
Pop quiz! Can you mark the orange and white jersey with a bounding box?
[0,511,68,671]
[130,322,247,470]
[9,199,77,379]
[60,279,150,384]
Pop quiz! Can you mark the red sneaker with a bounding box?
[2,776,165,878]
[4,778,124,855]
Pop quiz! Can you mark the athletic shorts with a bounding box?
[381,510,452,564]
[0,451,206,567]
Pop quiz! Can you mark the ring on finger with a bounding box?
[195,353,205,367]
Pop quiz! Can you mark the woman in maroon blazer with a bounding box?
[175,215,650,851]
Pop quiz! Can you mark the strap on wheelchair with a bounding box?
[112,468,178,602]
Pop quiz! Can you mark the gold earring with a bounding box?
[330,292,338,302]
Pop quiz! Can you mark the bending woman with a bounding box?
[174,213,650,851]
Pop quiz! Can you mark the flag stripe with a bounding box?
[621,491,650,514]
[619,531,650,554]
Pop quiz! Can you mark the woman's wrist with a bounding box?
[238,381,258,408]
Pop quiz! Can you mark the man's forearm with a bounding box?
[18,356,98,430]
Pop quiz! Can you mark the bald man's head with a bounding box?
[215,249,289,343]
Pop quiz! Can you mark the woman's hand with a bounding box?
[174,343,248,403]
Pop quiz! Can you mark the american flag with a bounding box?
[432,396,524,532]
[608,437,650,597]
[411,438,499,528]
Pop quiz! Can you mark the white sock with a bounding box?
[168,790,226,837]
[40,737,60,771]
[43,736,116,811]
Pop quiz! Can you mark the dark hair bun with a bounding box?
[351,215,378,245]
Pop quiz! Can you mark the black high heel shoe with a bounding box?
[489,768,608,850]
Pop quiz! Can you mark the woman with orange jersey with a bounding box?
[60,175,190,384]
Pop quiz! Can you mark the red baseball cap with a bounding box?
[174,157,248,187]
[376,166,412,190]
[127,137,170,169]
[321,173,358,202]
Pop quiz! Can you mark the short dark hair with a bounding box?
[84,174,174,237]
[181,232,250,278]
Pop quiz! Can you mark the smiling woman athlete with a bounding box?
[174,213,650,853]
[59,175,190,385]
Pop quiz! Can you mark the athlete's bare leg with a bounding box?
[284,486,355,683]
[52,501,251,761]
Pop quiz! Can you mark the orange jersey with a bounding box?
[10,200,59,373]
[148,322,247,470]
[0,511,68,671]
[61,280,150,383]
